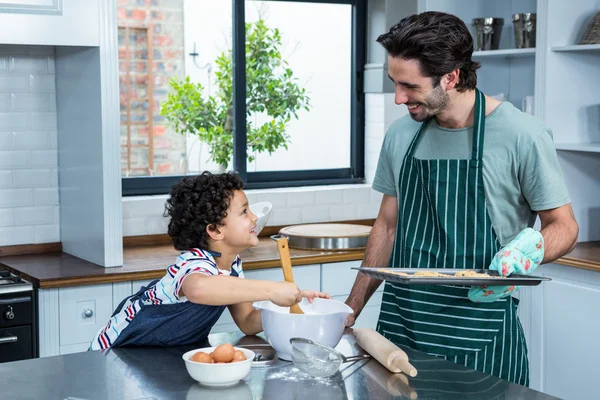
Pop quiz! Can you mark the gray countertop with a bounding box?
[0,329,557,400]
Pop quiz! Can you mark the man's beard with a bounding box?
[408,85,449,122]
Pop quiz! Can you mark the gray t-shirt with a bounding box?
[372,101,570,246]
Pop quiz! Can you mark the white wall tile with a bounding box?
[0,112,29,131]
[287,191,315,207]
[0,48,58,247]
[146,216,169,235]
[329,204,358,221]
[0,76,29,92]
[13,131,50,149]
[315,189,343,205]
[262,192,287,208]
[10,56,48,73]
[0,150,31,169]
[370,189,383,205]
[30,112,57,130]
[123,218,147,236]
[15,206,54,225]
[34,224,59,243]
[31,150,57,168]
[0,170,11,188]
[13,169,52,187]
[357,203,380,219]
[343,187,372,205]
[34,187,59,205]
[127,197,166,219]
[0,132,11,149]
[0,209,14,227]
[29,74,56,93]
[0,189,33,208]
[301,206,330,223]
[0,226,34,245]
[272,207,302,226]
[11,93,54,112]
[0,93,10,111]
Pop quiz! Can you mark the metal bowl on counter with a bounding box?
[275,223,371,251]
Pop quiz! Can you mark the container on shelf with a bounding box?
[472,17,504,51]
[513,13,536,48]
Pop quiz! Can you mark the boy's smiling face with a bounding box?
[214,190,259,252]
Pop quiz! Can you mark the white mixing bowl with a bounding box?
[249,201,272,235]
[252,298,352,361]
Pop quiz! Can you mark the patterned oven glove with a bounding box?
[468,228,544,303]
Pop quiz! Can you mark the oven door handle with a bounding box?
[0,333,18,344]
[0,296,30,305]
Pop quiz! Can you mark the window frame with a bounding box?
[122,0,366,196]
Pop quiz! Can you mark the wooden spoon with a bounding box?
[275,236,304,314]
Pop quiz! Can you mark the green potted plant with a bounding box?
[161,19,311,172]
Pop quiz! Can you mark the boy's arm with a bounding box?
[228,302,262,335]
[180,274,300,306]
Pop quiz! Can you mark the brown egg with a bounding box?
[211,343,235,363]
[190,351,212,364]
[232,350,247,363]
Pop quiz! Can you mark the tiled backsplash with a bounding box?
[123,184,384,236]
[0,45,59,245]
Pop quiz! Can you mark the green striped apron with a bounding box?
[377,89,529,386]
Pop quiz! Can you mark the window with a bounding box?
[120,0,365,195]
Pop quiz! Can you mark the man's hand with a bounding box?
[469,228,544,303]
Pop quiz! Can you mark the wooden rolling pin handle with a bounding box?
[391,355,418,377]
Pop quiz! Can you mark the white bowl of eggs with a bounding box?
[182,343,255,387]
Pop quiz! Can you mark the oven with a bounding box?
[0,268,37,363]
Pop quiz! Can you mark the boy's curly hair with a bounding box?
[164,171,244,250]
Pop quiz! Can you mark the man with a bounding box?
[345,12,578,386]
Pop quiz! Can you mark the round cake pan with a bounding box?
[275,223,372,251]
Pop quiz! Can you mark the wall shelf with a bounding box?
[472,48,536,58]
[551,44,600,52]
[555,143,600,153]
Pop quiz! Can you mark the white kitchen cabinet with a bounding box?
[0,0,100,46]
[58,284,113,347]
[519,263,600,399]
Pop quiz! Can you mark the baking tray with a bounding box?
[352,268,551,286]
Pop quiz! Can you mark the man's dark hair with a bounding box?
[164,171,244,250]
[377,11,480,91]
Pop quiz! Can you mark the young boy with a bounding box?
[90,171,329,350]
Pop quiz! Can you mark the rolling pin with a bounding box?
[275,236,304,314]
[354,328,418,377]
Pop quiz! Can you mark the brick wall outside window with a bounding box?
[117,0,186,176]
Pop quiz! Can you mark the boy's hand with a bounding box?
[301,290,332,303]
[269,282,302,307]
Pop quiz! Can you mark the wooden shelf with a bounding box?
[555,142,600,153]
[472,48,535,58]
[552,44,600,53]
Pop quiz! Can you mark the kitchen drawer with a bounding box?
[322,261,384,297]
[0,326,32,362]
[59,284,113,346]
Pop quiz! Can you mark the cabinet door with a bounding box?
[58,284,113,347]
[322,260,384,297]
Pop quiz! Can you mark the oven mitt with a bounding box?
[468,228,544,303]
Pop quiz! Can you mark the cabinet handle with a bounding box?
[0,334,18,344]
[83,309,94,318]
